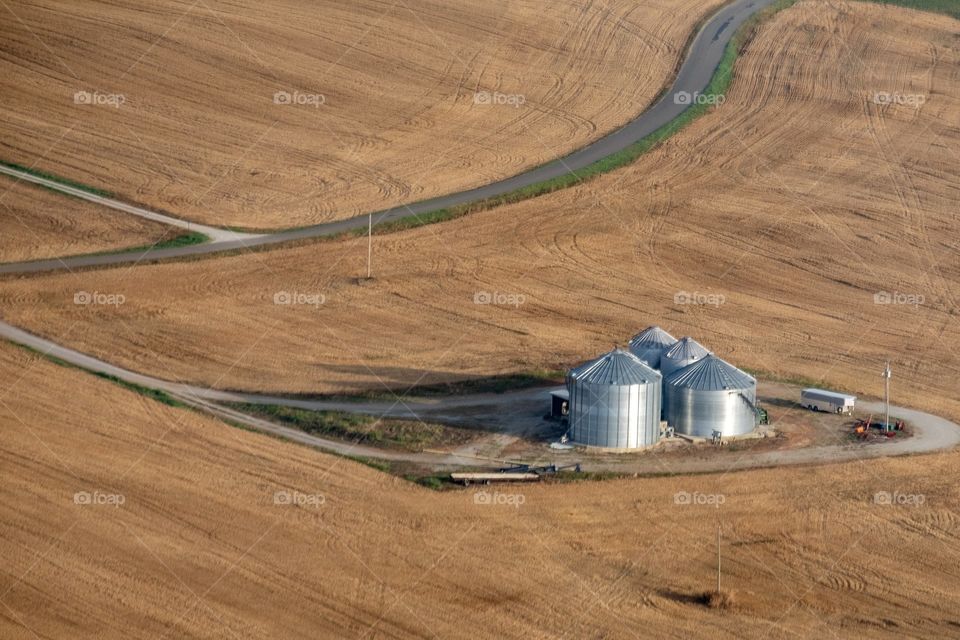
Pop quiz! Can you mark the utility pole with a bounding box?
[716,520,722,593]
[366,213,373,279]
[883,362,892,431]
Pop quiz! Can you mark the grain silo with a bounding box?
[660,336,711,378]
[628,326,678,369]
[663,355,758,437]
[567,348,662,449]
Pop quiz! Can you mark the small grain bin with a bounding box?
[660,336,711,378]
[628,326,678,369]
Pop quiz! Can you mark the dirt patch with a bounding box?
[228,402,477,452]
[705,589,736,610]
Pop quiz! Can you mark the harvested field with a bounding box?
[0,0,723,229]
[0,176,175,261]
[3,341,960,638]
[2,1,957,420]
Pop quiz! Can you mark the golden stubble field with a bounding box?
[0,176,172,261]
[0,0,723,229]
[1,1,956,419]
[3,340,960,639]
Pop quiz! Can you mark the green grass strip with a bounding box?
[89,372,186,407]
[3,230,210,265]
[226,403,463,451]
[113,231,209,254]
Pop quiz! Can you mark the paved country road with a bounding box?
[2,320,958,474]
[0,0,779,276]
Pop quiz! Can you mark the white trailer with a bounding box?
[801,388,856,414]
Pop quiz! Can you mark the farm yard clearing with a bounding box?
[0,0,725,229]
[2,0,958,420]
[214,381,952,478]
[2,314,951,480]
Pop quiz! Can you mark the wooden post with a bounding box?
[883,362,891,431]
[716,521,721,593]
[367,213,372,279]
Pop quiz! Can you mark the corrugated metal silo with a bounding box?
[628,326,678,369]
[663,354,757,437]
[567,349,662,449]
[660,336,711,378]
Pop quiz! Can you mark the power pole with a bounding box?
[716,520,722,593]
[883,362,892,431]
[366,213,373,279]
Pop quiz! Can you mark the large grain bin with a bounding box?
[567,348,662,449]
[628,326,678,369]
[663,355,757,437]
[660,337,710,378]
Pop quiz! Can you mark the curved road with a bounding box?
[0,0,778,276]
[2,320,958,473]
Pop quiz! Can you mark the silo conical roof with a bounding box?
[664,354,755,390]
[663,337,710,364]
[629,326,677,352]
[569,348,661,385]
